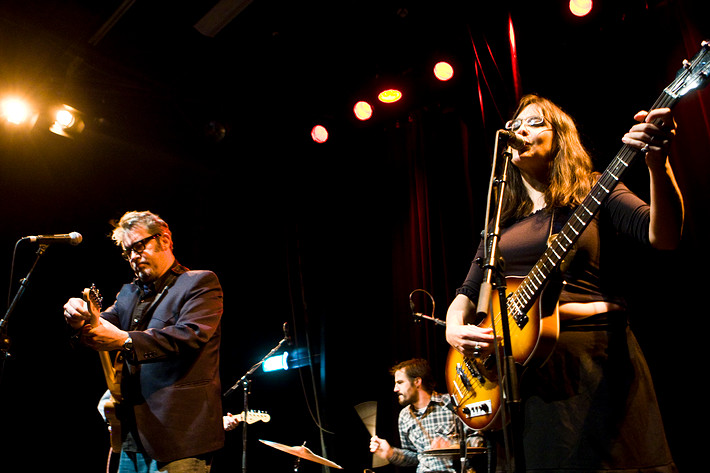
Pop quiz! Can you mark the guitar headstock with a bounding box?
[82,284,103,327]
[667,40,710,99]
[237,410,271,424]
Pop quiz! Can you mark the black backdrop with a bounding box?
[0,1,708,472]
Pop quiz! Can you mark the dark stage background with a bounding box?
[0,1,707,472]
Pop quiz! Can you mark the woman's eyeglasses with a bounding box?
[505,115,545,132]
[122,233,161,260]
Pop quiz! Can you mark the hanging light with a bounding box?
[433,61,454,81]
[569,0,593,17]
[49,104,85,138]
[311,124,328,143]
[353,101,373,121]
[377,89,402,103]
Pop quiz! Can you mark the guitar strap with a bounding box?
[130,275,177,331]
[408,392,448,445]
[409,404,434,445]
[129,265,185,331]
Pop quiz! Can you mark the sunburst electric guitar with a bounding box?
[83,285,123,453]
[446,41,710,432]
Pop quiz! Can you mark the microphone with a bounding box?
[22,232,83,245]
[499,130,530,150]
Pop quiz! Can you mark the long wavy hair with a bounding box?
[500,94,595,224]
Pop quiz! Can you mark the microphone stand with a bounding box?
[0,243,50,374]
[475,132,525,473]
[224,325,290,473]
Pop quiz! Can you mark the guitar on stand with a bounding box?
[445,41,710,435]
[82,285,123,457]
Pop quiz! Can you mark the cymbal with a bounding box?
[259,439,343,469]
[422,446,488,457]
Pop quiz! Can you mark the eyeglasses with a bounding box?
[122,233,161,260]
[505,115,546,132]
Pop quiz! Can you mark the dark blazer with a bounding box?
[102,267,224,462]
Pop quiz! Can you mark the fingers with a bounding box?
[447,324,495,357]
[623,108,676,163]
[64,297,89,328]
[224,413,239,431]
[369,436,380,453]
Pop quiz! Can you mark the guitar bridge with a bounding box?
[456,363,474,389]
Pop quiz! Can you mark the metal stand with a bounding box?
[0,243,50,376]
[224,323,290,473]
[475,132,525,473]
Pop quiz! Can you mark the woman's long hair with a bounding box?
[500,94,596,224]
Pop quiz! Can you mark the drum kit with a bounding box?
[256,401,487,471]
[259,439,486,471]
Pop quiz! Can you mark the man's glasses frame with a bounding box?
[122,233,161,260]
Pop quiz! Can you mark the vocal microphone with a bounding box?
[22,232,83,245]
[499,130,530,150]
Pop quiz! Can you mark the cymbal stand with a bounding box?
[224,324,290,473]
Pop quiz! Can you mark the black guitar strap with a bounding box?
[129,264,186,331]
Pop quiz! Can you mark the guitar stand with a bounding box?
[475,139,525,473]
[224,323,290,473]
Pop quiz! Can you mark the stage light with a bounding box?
[1,97,37,127]
[377,89,402,103]
[49,104,85,138]
[433,61,454,81]
[569,0,593,17]
[262,348,311,373]
[353,100,373,121]
[311,124,328,143]
[263,352,289,372]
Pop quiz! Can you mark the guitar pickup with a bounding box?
[462,400,493,419]
[511,307,529,328]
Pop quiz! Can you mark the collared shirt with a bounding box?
[389,392,460,473]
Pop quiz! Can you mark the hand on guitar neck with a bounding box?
[61,285,129,351]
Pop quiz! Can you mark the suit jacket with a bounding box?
[101,266,224,462]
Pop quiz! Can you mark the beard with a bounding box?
[397,392,414,407]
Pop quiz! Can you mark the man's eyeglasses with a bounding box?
[505,115,546,132]
[122,233,161,260]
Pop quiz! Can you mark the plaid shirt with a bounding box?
[388,392,459,473]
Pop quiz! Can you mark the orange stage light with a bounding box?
[311,124,328,143]
[569,0,593,17]
[377,89,402,103]
[433,61,454,81]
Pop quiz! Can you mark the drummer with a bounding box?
[369,358,482,473]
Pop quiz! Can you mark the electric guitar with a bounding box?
[227,410,271,424]
[83,285,123,453]
[446,41,710,431]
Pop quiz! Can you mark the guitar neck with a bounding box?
[509,89,681,318]
[98,351,121,394]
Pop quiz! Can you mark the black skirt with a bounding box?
[503,313,677,472]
